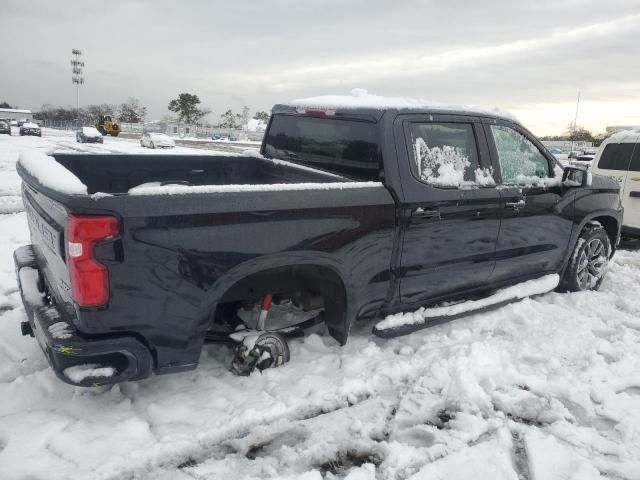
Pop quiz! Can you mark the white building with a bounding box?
[541,140,592,152]
[0,108,33,122]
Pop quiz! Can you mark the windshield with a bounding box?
[263,115,380,181]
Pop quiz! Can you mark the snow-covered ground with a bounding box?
[1,130,640,479]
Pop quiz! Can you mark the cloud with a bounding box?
[1,0,639,134]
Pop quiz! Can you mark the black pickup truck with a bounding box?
[14,100,622,386]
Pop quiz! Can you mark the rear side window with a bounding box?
[263,115,380,181]
[629,145,640,172]
[408,122,489,188]
[598,143,635,171]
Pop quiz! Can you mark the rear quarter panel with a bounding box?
[81,186,396,371]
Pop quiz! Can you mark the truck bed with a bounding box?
[51,153,345,194]
[17,152,387,216]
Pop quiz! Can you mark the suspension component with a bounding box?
[256,293,273,330]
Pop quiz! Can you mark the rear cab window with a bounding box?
[263,114,381,181]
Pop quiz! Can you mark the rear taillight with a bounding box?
[66,215,119,307]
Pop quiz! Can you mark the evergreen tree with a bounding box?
[168,93,210,124]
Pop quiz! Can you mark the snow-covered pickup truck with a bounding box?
[14,96,622,386]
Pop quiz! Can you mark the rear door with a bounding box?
[395,114,501,307]
[593,136,638,197]
[622,141,640,229]
[593,135,640,229]
[484,121,575,283]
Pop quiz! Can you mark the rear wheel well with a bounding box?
[212,265,349,344]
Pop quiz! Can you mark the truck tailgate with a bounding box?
[21,183,72,305]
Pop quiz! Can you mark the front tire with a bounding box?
[562,224,611,292]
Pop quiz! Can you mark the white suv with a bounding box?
[591,130,640,237]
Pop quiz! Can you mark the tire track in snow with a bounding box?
[120,392,377,480]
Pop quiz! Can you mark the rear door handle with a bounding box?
[505,199,526,209]
[411,207,441,219]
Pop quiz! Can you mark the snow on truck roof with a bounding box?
[288,89,518,122]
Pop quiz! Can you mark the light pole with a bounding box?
[71,49,84,119]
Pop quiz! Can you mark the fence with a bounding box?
[40,120,264,142]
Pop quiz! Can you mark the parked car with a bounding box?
[19,123,41,137]
[211,134,230,142]
[76,126,104,143]
[14,99,622,386]
[140,132,175,148]
[0,119,11,135]
[571,153,596,167]
[591,130,640,237]
[547,147,562,156]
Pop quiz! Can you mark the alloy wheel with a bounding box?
[576,238,608,290]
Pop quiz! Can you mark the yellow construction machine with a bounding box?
[95,115,120,137]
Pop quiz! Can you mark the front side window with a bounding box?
[408,122,491,188]
[490,125,550,183]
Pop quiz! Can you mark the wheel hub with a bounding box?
[230,332,290,376]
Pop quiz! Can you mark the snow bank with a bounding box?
[17,150,87,195]
[376,274,560,331]
[4,134,640,479]
[290,88,518,122]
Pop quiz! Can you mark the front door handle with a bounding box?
[505,199,526,209]
[411,207,441,219]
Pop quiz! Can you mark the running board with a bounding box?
[373,274,560,339]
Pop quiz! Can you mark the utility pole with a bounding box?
[71,49,85,118]
[571,91,580,151]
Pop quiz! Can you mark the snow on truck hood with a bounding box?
[289,88,518,122]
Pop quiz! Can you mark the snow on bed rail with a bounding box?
[290,88,518,122]
[17,150,87,195]
[376,274,560,332]
[127,181,383,195]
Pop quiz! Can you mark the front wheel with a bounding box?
[562,224,611,292]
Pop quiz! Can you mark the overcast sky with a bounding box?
[1,0,639,135]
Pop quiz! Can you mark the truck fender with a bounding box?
[200,252,353,345]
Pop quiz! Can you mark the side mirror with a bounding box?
[562,166,592,188]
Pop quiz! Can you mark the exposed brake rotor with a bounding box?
[230,332,290,376]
